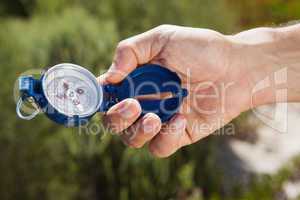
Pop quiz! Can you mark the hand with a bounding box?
[98,24,300,157]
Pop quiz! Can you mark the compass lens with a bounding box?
[42,64,102,117]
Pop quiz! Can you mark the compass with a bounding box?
[17,63,188,126]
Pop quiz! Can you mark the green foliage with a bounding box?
[0,7,117,200]
[228,0,300,28]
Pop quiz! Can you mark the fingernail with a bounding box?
[107,63,117,75]
[142,114,159,134]
[97,74,108,84]
[119,99,139,119]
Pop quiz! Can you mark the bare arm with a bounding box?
[228,24,300,107]
[99,24,300,158]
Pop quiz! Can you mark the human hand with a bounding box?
[98,24,300,157]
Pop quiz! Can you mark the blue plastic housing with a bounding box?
[18,64,188,126]
[101,64,188,122]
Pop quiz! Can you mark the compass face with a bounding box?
[42,63,102,117]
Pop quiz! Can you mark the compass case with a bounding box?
[19,63,103,126]
[18,63,188,126]
[103,64,188,122]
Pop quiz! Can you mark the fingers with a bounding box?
[105,107,190,157]
[102,98,142,134]
[149,114,190,158]
[99,25,172,84]
[121,113,162,148]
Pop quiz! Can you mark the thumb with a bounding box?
[100,25,172,84]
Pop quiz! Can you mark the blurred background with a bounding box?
[1,0,300,199]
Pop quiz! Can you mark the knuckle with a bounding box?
[149,143,170,158]
[155,24,175,32]
[127,140,143,148]
[123,130,143,148]
[117,40,134,52]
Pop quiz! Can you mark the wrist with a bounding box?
[227,25,300,108]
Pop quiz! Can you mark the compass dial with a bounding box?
[42,63,102,117]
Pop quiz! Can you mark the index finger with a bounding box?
[98,25,172,84]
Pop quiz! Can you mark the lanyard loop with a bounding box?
[16,98,40,120]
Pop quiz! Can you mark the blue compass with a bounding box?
[17,63,188,126]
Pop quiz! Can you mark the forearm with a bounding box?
[229,24,300,107]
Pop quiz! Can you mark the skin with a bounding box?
[98,24,300,158]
